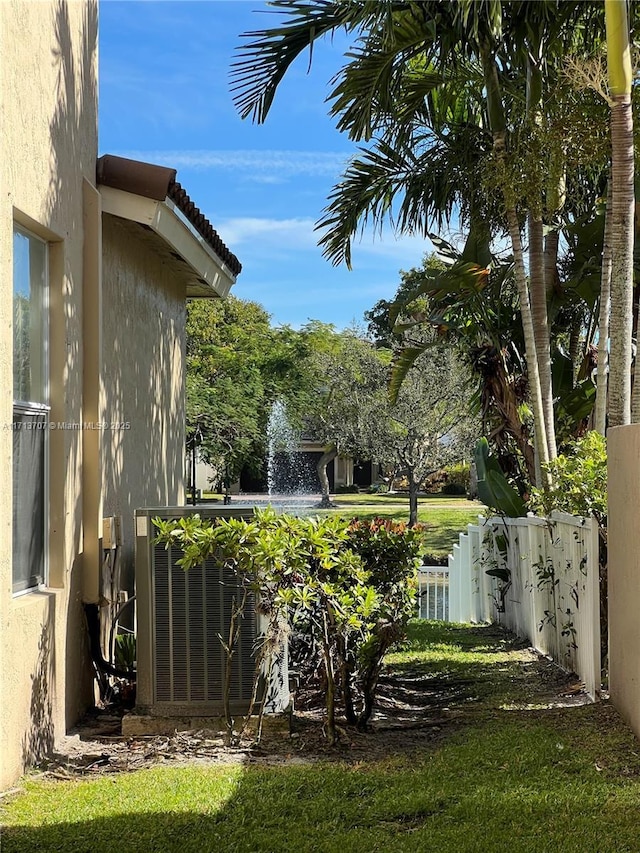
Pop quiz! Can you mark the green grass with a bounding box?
[201,492,482,556]
[321,496,482,557]
[3,623,640,853]
[386,621,564,710]
[5,727,640,853]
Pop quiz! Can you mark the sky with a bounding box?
[99,0,432,330]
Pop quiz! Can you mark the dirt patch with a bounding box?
[33,625,594,779]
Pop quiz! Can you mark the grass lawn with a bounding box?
[3,622,640,853]
[201,492,483,557]
[320,494,482,557]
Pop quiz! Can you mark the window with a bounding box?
[13,226,48,593]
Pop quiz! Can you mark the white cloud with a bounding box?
[215,216,431,265]
[215,216,319,249]
[119,148,351,179]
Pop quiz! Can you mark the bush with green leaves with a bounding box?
[344,518,422,728]
[153,509,421,743]
[529,431,607,521]
[444,462,471,492]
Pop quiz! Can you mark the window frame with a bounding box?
[12,225,50,595]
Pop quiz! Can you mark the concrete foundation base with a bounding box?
[121,711,292,738]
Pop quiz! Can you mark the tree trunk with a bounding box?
[529,213,557,459]
[481,42,552,485]
[506,205,551,483]
[609,93,634,425]
[408,469,419,527]
[336,634,357,725]
[543,228,561,300]
[190,444,197,506]
[605,0,635,426]
[526,53,556,462]
[316,446,337,508]
[595,181,613,435]
[321,612,337,745]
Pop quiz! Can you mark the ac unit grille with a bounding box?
[152,540,257,705]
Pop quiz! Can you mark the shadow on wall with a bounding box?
[21,610,56,770]
[100,215,186,596]
[46,0,98,722]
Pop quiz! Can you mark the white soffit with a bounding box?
[99,185,236,298]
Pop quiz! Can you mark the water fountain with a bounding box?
[265,401,317,507]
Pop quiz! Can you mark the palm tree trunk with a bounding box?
[527,55,556,461]
[529,213,557,459]
[595,181,613,435]
[605,0,635,427]
[543,229,560,299]
[506,206,551,481]
[609,92,634,425]
[481,42,551,484]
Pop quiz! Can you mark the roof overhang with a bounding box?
[99,185,237,298]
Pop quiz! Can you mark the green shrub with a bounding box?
[154,509,421,742]
[367,482,388,493]
[444,462,471,490]
[345,518,422,728]
[336,484,360,494]
[529,431,607,520]
[441,482,466,495]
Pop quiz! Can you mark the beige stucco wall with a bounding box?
[0,0,98,789]
[101,214,186,588]
[607,424,640,737]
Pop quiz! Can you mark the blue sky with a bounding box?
[99,0,431,330]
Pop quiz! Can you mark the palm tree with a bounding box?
[604,0,634,426]
[231,0,605,483]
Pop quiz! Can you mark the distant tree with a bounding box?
[301,326,389,506]
[186,297,314,495]
[302,324,476,520]
[376,348,477,525]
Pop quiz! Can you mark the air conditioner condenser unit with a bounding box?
[134,506,289,720]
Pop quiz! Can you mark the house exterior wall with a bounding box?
[101,215,186,587]
[0,0,98,789]
[608,425,640,737]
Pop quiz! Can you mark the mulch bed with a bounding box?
[32,627,594,779]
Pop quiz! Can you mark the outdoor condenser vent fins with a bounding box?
[152,539,256,704]
[135,505,289,718]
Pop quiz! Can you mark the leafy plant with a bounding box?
[529,432,607,521]
[343,518,422,728]
[474,437,527,517]
[114,633,136,672]
[444,462,471,492]
[153,509,421,743]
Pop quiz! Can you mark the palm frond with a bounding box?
[328,8,445,141]
[388,347,425,404]
[316,131,481,267]
[231,0,369,123]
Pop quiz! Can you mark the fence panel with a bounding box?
[481,513,600,701]
[419,512,600,700]
[418,567,449,621]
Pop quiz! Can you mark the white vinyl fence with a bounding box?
[418,567,449,621]
[420,512,601,701]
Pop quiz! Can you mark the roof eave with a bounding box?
[99,185,237,298]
